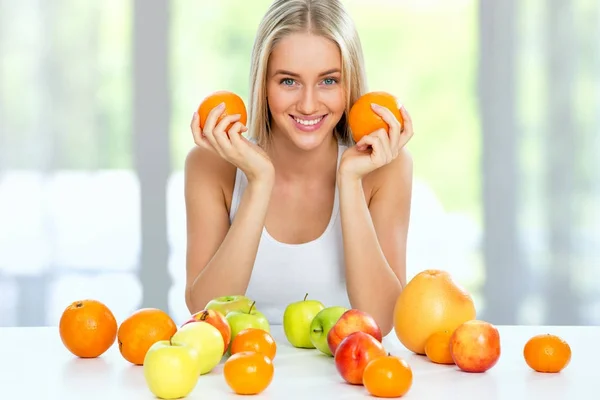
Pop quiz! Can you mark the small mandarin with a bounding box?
[230,328,277,360]
[424,330,455,365]
[523,334,571,373]
[363,354,413,398]
[223,351,274,395]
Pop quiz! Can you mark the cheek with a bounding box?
[323,88,346,114]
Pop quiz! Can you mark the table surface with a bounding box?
[0,324,596,399]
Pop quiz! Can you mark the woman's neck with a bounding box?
[266,134,339,183]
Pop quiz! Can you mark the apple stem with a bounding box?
[249,301,256,314]
[303,293,308,301]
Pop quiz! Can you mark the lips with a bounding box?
[290,114,327,126]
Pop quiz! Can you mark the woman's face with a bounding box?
[266,32,346,151]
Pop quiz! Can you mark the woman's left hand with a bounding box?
[339,104,414,181]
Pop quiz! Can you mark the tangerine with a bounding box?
[197,90,247,132]
[523,334,571,373]
[424,330,455,365]
[230,328,277,361]
[363,354,413,398]
[117,308,177,365]
[223,351,274,395]
[59,299,118,358]
[348,91,403,142]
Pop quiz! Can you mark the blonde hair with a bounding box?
[247,0,368,148]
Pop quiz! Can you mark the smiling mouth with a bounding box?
[290,114,327,126]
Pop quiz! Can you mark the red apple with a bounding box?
[334,331,387,385]
[327,309,382,355]
[450,319,501,372]
[182,309,231,354]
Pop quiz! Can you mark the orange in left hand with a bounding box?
[348,91,403,142]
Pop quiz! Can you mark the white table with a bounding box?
[0,325,596,399]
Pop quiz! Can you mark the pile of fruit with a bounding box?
[58,269,573,399]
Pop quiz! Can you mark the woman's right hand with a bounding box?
[190,103,274,184]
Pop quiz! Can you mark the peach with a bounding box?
[334,331,387,385]
[450,320,501,372]
[327,309,382,355]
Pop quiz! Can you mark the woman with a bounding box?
[184,0,414,336]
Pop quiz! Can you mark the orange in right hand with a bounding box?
[363,354,413,398]
[197,90,247,132]
[524,334,571,373]
[230,328,277,361]
[224,351,274,395]
[348,91,403,143]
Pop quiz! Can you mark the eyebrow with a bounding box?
[273,68,341,77]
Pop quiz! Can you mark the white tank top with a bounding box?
[228,143,352,324]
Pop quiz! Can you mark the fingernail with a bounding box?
[371,103,381,110]
[217,102,225,109]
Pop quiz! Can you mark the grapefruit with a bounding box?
[393,269,476,355]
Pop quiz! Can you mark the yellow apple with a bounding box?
[171,321,224,375]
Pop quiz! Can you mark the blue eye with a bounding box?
[323,78,337,85]
[281,78,295,86]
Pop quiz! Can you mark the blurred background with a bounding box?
[1,0,599,328]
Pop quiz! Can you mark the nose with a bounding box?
[297,86,319,115]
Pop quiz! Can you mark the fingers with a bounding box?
[355,129,392,166]
[399,105,414,143]
[371,103,402,155]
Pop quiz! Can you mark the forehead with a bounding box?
[268,32,341,76]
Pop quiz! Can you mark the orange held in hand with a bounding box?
[223,351,274,395]
[197,90,247,132]
[523,333,571,373]
[230,328,277,361]
[117,308,178,365]
[348,91,403,142]
[59,299,118,358]
[363,354,413,398]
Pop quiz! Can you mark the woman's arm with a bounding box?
[338,149,413,336]
[184,146,274,313]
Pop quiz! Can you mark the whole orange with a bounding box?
[523,334,571,373]
[424,330,455,364]
[117,308,177,365]
[197,90,247,132]
[230,328,277,361]
[59,299,117,358]
[363,354,413,398]
[348,91,403,142]
[223,351,274,395]
[393,269,476,355]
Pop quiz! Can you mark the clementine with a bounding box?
[230,328,277,361]
[197,90,247,132]
[348,91,403,142]
[393,269,476,355]
[59,299,117,358]
[117,308,177,365]
[363,354,413,398]
[223,351,274,395]
[523,334,571,373]
[424,330,455,365]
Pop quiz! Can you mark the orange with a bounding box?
[117,308,177,365]
[348,91,403,142]
[393,269,476,355]
[59,299,117,358]
[197,90,247,131]
[230,328,277,361]
[363,354,413,398]
[424,330,455,364]
[523,334,571,373]
[223,351,274,395]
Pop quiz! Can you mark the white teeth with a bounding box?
[293,116,323,126]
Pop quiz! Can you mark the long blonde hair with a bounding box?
[247,0,368,148]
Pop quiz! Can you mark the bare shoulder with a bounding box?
[184,146,237,211]
[364,148,413,202]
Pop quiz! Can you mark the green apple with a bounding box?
[205,295,254,316]
[283,293,325,348]
[309,306,348,356]
[143,339,200,399]
[171,321,224,375]
[225,301,270,350]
